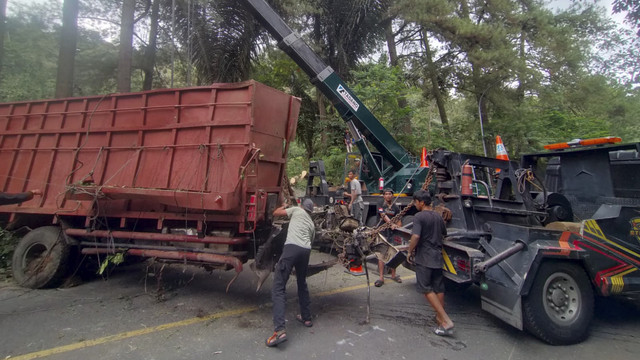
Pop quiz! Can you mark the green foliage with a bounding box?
[73,28,119,95]
[97,252,125,275]
[0,3,119,101]
[0,228,17,278]
[0,15,58,100]
[315,146,351,189]
[350,59,414,147]
[613,0,640,35]
[285,141,312,189]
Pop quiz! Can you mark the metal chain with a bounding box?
[422,164,437,190]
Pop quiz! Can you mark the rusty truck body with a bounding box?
[0,80,301,289]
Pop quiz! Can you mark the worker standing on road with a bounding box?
[347,170,364,225]
[0,189,42,205]
[375,188,402,287]
[266,198,316,347]
[406,189,455,336]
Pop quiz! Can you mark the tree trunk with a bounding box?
[55,0,79,98]
[384,19,398,67]
[0,0,7,81]
[313,13,325,154]
[384,17,412,134]
[516,29,526,102]
[142,0,159,90]
[422,29,450,137]
[117,0,136,93]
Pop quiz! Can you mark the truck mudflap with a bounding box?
[477,235,530,331]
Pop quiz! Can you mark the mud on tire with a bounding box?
[11,226,71,289]
[523,261,594,345]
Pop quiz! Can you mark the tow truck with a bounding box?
[239,0,640,345]
[400,138,640,345]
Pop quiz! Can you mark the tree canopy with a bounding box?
[1,0,638,186]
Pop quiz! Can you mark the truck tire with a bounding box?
[11,226,71,289]
[523,261,594,345]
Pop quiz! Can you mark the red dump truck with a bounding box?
[0,80,301,289]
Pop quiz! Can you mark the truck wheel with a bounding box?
[11,226,71,289]
[523,262,594,345]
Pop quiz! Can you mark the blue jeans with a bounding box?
[272,244,312,331]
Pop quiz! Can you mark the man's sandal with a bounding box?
[374,279,384,287]
[265,330,287,347]
[391,275,402,283]
[434,326,454,336]
[296,314,313,327]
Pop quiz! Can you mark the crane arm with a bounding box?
[240,0,410,171]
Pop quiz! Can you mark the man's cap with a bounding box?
[302,198,314,212]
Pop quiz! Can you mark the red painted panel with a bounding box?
[0,81,301,222]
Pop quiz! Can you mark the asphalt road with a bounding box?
[1,252,639,360]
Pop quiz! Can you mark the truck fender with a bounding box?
[520,243,588,297]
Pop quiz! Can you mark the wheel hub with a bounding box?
[543,273,581,324]
[549,287,567,307]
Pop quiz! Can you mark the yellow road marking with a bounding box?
[7,306,258,360]
[7,274,415,360]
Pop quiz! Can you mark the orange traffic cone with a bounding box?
[495,135,509,173]
[420,147,429,167]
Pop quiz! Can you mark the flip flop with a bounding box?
[434,326,454,336]
[266,330,287,347]
[391,275,402,283]
[374,279,384,287]
[296,314,313,327]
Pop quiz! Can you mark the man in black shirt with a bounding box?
[374,188,402,287]
[407,189,454,336]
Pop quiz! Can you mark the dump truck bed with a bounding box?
[0,80,300,223]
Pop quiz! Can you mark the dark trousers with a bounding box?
[272,244,312,331]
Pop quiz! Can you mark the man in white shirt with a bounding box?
[347,170,364,225]
[266,199,316,347]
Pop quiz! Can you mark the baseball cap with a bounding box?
[302,198,314,212]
